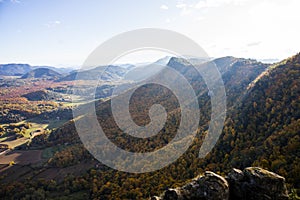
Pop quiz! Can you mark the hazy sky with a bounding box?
[0,0,299,67]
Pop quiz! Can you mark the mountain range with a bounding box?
[21,68,62,79]
[0,63,73,76]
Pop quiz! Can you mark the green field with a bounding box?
[0,117,68,150]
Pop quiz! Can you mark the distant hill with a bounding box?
[0,63,31,76]
[48,55,270,153]
[167,56,269,106]
[57,65,127,82]
[21,90,64,101]
[21,68,62,79]
[0,63,74,77]
[123,56,209,82]
[22,90,49,101]
[31,66,74,74]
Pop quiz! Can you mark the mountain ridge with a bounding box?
[0,63,73,76]
[21,68,62,79]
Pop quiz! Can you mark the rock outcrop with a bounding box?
[227,167,288,200]
[150,167,288,200]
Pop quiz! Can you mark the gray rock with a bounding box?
[227,167,289,200]
[160,171,229,200]
[150,167,289,200]
[181,171,229,200]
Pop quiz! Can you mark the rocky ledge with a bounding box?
[150,167,289,200]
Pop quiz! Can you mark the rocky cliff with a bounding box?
[150,167,289,200]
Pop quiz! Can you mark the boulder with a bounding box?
[151,167,289,200]
[227,167,289,200]
[160,171,229,200]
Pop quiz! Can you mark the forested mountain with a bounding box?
[0,64,31,76]
[31,66,74,74]
[0,54,299,199]
[0,64,73,76]
[21,68,62,79]
[57,65,128,82]
[48,56,269,152]
[207,53,300,189]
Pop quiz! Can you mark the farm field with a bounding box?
[0,150,42,165]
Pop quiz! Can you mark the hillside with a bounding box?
[0,64,73,76]
[57,65,127,82]
[21,90,64,101]
[21,68,62,79]
[0,54,298,199]
[56,54,298,198]
[31,66,74,74]
[0,64,31,76]
[207,53,300,188]
[47,56,268,152]
[168,56,269,107]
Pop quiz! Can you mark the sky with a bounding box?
[0,0,299,67]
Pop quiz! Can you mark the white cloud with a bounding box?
[247,41,261,47]
[176,3,193,16]
[45,20,61,28]
[176,0,249,16]
[196,16,205,21]
[195,0,248,9]
[176,3,186,9]
[160,4,169,10]
[195,0,221,9]
[10,0,21,3]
